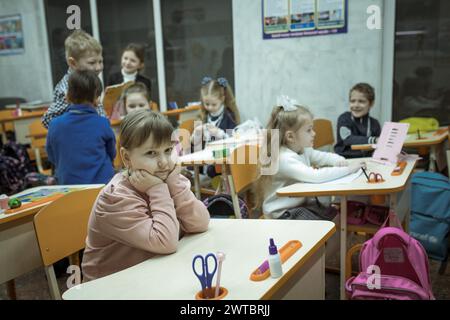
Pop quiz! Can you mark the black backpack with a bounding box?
[203,194,249,219]
[0,141,36,195]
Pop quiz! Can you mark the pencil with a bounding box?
[361,167,370,182]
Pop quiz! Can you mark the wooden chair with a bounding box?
[150,101,159,112]
[113,133,123,170]
[313,118,335,151]
[178,119,195,151]
[345,243,363,280]
[227,144,260,218]
[28,119,51,175]
[33,187,102,299]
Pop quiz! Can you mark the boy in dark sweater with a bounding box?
[46,70,116,185]
[334,83,381,158]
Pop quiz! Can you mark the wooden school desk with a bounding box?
[0,184,103,287]
[62,219,335,300]
[351,127,448,172]
[109,105,202,130]
[164,104,201,123]
[0,108,47,144]
[276,158,417,300]
[178,149,247,218]
[178,135,262,218]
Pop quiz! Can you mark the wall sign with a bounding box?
[0,14,24,55]
[263,0,348,40]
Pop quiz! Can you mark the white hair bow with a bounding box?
[277,95,298,111]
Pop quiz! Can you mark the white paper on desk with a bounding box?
[320,169,363,185]
[372,122,409,165]
[206,133,261,147]
[178,149,213,163]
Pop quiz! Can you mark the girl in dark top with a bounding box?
[192,76,241,177]
[107,43,152,92]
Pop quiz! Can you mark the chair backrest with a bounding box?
[179,118,195,134]
[313,118,334,150]
[33,188,102,266]
[177,119,195,152]
[229,144,260,193]
[150,101,159,112]
[113,133,123,169]
[29,119,48,146]
[28,120,49,172]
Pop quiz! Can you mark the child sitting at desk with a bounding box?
[42,29,106,129]
[334,83,381,158]
[110,82,156,119]
[81,110,210,281]
[192,76,241,178]
[46,70,116,185]
[257,96,364,220]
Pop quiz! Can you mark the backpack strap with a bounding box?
[380,209,403,229]
[373,226,412,249]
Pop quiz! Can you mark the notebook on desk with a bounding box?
[103,81,134,117]
[372,122,409,165]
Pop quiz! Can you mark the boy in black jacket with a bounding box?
[334,83,381,158]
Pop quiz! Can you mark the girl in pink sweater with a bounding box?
[82,110,210,281]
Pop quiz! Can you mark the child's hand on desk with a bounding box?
[335,160,349,167]
[206,124,219,135]
[348,161,366,173]
[128,169,164,193]
[206,124,225,139]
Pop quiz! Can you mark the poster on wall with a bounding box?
[263,0,347,40]
[0,14,25,55]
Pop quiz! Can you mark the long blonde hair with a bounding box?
[200,78,240,124]
[254,104,313,209]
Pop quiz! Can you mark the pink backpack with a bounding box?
[345,211,435,300]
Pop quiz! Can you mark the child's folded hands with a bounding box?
[128,169,164,193]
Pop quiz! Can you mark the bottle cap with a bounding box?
[268,238,278,255]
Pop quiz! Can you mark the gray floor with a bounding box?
[1,256,448,300]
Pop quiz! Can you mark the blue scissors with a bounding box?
[192,253,218,296]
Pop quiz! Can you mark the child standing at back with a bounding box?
[334,83,381,158]
[82,110,209,281]
[46,70,116,185]
[257,96,364,220]
[42,29,106,129]
[107,43,152,93]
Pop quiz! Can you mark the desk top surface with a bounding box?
[178,135,261,165]
[0,184,104,225]
[277,158,417,197]
[352,127,449,151]
[63,219,335,300]
[110,105,201,127]
[0,109,46,123]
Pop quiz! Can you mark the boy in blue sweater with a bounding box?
[46,70,116,185]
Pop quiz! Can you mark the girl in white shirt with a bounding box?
[258,96,364,219]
